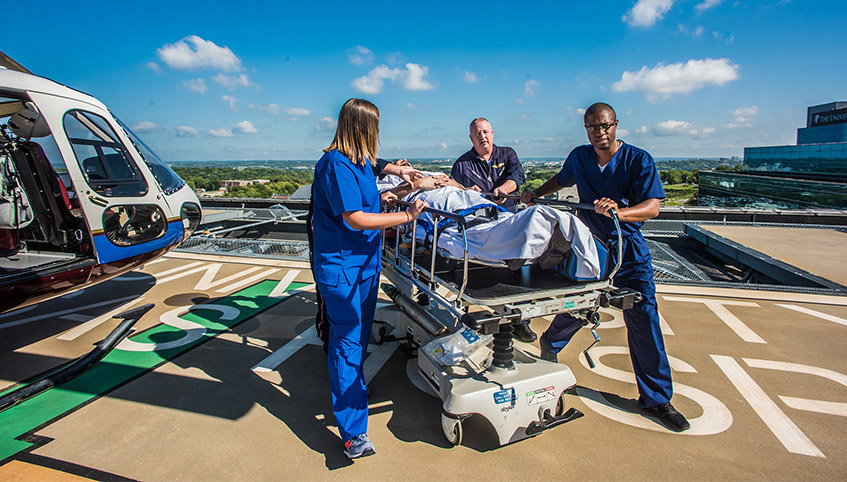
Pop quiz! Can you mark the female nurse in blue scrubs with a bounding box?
[312,98,427,459]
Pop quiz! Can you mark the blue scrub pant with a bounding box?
[543,241,673,408]
[319,271,379,442]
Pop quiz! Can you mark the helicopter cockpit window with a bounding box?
[102,204,166,247]
[63,110,148,197]
[114,117,187,195]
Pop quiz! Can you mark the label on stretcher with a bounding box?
[493,388,516,404]
[525,386,557,406]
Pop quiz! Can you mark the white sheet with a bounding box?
[406,187,602,279]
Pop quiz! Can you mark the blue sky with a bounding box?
[5,0,845,162]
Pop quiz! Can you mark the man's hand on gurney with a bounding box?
[593,197,619,217]
[491,186,511,204]
[520,190,538,205]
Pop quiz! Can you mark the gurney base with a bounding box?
[418,342,579,447]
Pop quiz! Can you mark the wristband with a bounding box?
[405,211,411,223]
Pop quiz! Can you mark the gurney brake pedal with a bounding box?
[525,407,584,437]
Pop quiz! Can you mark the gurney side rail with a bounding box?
[390,200,471,306]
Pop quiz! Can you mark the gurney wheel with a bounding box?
[441,413,463,446]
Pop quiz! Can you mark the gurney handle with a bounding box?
[392,200,468,228]
[481,192,595,211]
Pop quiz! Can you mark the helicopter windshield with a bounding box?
[114,117,187,196]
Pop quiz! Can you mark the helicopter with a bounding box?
[0,57,202,315]
[0,54,203,409]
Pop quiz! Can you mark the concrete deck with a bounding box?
[700,225,847,286]
[1,251,846,481]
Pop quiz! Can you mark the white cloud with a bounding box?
[440,142,448,149]
[617,129,631,137]
[695,0,723,13]
[146,62,163,74]
[209,128,235,137]
[464,71,479,83]
[132,121,158,133]
[654,120,714,137]
[157,35,242,72]
[347,46,374,65]
[212,73,253,91]
[316,116,336,132]
[234,120,258,134]
[733,105,758,123]
[176,126,198,137]
[623,0,674,27]
[403,63,435,91]
[712,30,735,43]
[612,58,739,101]
[635,125,649,133]
[351,63,434,94]
[540,137,555,143]
[183,78,208,94]
[678,24,705,37]
[222,95,238,112]
[524,79,539,97]
[655,120,693,135]
[250,103,311,119]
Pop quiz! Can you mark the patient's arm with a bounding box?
[388,174,460,198]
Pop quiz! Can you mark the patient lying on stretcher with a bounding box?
[378,173,604,280]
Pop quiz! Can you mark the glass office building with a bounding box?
[699,102,847,209]
[699,171,847,209]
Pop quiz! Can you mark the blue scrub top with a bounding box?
[557,141,664,242]
[312,149,382,287]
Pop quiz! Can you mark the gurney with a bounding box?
[374,193,641,446]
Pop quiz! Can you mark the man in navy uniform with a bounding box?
[521,103,689,432]
[452,117,536,343]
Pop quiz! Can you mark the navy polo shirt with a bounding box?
[312,149,382,287]
[451,144,526,210]
[557,141,664,241]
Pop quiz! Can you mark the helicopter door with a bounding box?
[61,109,181,265]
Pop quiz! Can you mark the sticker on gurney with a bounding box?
[525,386,557,406]
[493,388,516,404]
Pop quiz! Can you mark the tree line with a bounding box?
[173,163,743,199]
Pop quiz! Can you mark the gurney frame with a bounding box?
[377,200,639,446]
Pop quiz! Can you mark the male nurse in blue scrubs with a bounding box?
[521,102,689,432]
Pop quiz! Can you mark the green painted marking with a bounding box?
[562,300,576,310]
[0,280,305,461]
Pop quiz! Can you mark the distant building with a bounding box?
[699,102,847,209]
[219,179,271,189]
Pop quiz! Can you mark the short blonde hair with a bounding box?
[324,98,379,167]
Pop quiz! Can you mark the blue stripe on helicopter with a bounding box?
[92,220,185,264]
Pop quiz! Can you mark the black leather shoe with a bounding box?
[538,336,558,362]
[644,402,690,431]
[513,322,537,343]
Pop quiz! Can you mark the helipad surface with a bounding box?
[1,251,846,481]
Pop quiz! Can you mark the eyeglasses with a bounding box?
[584,120,617,133]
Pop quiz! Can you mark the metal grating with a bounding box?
[178,237,309,260]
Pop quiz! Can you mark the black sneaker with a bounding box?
[513,322,537,343]
[644,402,690,431]
[538,336,558,362]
